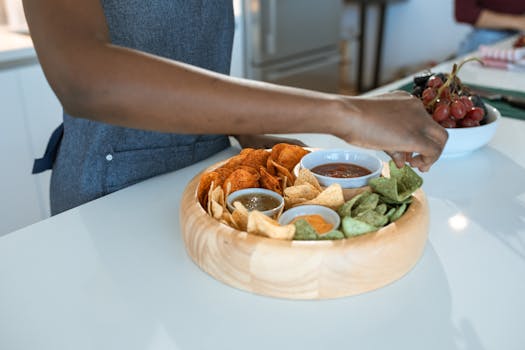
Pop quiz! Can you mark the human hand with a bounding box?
[334,91,448,172]
[232,134,307,150]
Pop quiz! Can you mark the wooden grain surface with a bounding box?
[180,165,429,300]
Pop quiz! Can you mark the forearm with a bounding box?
[47,42,343,136]
[475,10,525,31]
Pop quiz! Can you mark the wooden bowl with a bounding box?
[180,164,429,300]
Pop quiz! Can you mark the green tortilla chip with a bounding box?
[389,161,423,200]
[317,230,345,240]
[356,209,389,227]
[342,216,378,237]
[378,195,413,205]
[369,161,423,203]
[375,203,387,215]
[385,207,396,218]
[352,192,380,217]
[293,220,344,240]
[293,219,318,240]
[337,191,369,217]
[368,177,398,201]
[389,203,407,222]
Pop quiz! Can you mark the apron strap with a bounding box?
[32,123,64,174]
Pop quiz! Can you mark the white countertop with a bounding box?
[0,26,35,65]
[1,39,525,350]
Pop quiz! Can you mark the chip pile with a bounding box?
[200,145,424,241]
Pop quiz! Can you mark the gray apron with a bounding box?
[39,1,234,215]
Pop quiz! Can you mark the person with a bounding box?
[455,0,525,56]
[22,0,447,215]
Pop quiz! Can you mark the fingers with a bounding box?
[388,124,447,172]
[409,135,445,172]
[387,151,410,169]
[417,125,448,171]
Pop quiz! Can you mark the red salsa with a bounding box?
[311,162,371,178]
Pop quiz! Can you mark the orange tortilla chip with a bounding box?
[270,159,295,186]
[198,171,221,208]
[221,153,248,170]
[223,168,260,195]
[242,149,271,170]
[259,166,282,195]
[275,145,310,172]
[214,167,234,184]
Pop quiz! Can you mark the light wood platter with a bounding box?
[180,163,429,300]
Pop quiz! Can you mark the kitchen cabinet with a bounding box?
[0,63,61,236]
[18,65,62,218]
[0,68,43,235]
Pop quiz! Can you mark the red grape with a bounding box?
[422,87,437,104]
[450,100,467,119]
[466,107,484,122]
[432,103,450,122]
[460,96,474,110]
[440,89,451,100]
[459,117,480,128]
[440,118,457,128]
[427,76,443,88]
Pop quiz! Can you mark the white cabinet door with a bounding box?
[18,65,62,218]
[0,69,43,235]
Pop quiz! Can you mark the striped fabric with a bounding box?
[478,45,525,71]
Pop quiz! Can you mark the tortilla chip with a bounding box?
[209,186,225,220]
[247,210,295,240]
[242,149,271,170]
[369,161,423,203]
[223,168,260,196]
[292,219,318,240]
[317,230,345,240]
[389,203,407,222]
[198,171,221,207]
[275,144,310,172]
[270,159,295,185]
[219,208,240,229]
[259,166,283,195]
[206,182,216,217]
[294,168,323,192]
[355,209,389,227]
[352,192,380,217]
[341,216,378,237]
[231,201,249,231]
[285,196,309,209]
[284,183,320,201]
[303,183,345,210]
[375,203,388,215]
[337,190,369,217]
[221,153,248,170]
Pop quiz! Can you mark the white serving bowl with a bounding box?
[226,187,284,217]
[299,149,383,188]
[441,103,501,158]
[278,204,341,230]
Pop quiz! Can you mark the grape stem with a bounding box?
[427,57,483,108]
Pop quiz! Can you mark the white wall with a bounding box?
[342,0,472,89]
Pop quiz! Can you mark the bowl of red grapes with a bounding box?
[411,59,501,158]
